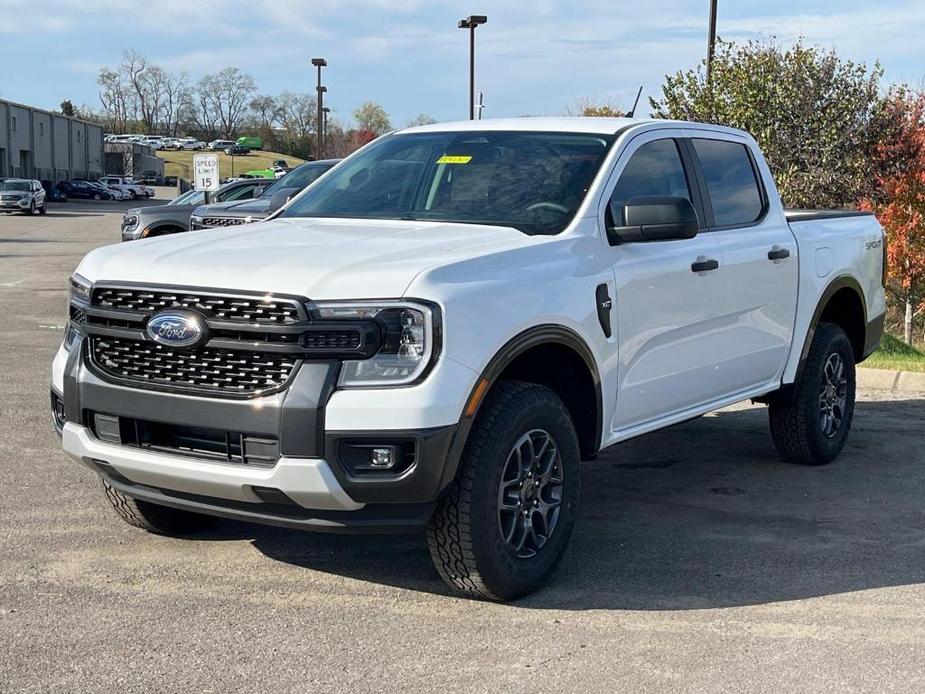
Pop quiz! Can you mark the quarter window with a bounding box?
[692,138,764,226]
[609,139,691,224]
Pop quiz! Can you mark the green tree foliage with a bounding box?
[59,100,76,117]
[353,102,392,134]
[651,39,886,209]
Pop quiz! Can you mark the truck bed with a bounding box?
[785,209,875,223]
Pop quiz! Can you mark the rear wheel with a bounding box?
[426,381,581,601]
[768,323,856,465]
[102,478,215,535]
[129,190,137,200]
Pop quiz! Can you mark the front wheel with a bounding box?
[102,478,215,535]
[26,201,35,215]
[768,322,856,465]
[129,190,137,200]
[426,381,581,601]
[39,201,47,215]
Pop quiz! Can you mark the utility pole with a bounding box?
[311,58,327,159]
[457,15,487,120]
[706,0,717,85]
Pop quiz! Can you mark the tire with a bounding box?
[768,322,856,466]
[102,478,215,535]
[40,201,47,215]
[26,201,35,215]
[129,190,137,200]
[426,381,581,601]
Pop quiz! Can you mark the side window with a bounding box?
[609,139,691,224]
[691,139,763,227]
[222,184,257,201]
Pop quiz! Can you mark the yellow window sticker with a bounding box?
[436,155,472,164]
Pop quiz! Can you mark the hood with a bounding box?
[78,217,532,300]
[195,196,273,219]
[128,203,193,218]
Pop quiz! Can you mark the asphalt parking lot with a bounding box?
[1,198,924,693]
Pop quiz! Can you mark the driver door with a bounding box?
[603,133,729,432]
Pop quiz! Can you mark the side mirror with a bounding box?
[268,189,295,212]
[607,196,699,244]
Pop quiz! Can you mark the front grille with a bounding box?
[90,412,279,467]
[304,330,362,350]
[90,336,299,395]
[92,287,302,324]
[202,216,248,227]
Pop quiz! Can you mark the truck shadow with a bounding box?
[231,397,925,608]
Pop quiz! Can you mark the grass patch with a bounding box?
[157,149,306,180]
[864,333,925,372]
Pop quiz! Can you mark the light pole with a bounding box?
[706,0,717,85]
[457,15,487,120]
[322,107,330,157]
[311,57,327,158]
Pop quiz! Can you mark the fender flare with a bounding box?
[436,324,603,492]
[794,275,867,382]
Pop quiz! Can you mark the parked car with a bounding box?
[57,180,114,200]
[120,178,265,241]
[98,176,155,199]
[272,159,290,170]
[137,171,161,185]
[88,181,127,200]
[190,159,338,229]
[52,117,888,601]
[208,139,236,151]
[0,178,46,214]
[224,145,250,156]
[163,176,178,186]
[179,139,206,150]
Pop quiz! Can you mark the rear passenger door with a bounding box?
[688,135,798,390]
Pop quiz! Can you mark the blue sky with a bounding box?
[1,0,923,128]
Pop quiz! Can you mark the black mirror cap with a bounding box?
[607,196,699,244]
[268,189,296,212]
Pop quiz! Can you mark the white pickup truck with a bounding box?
[53,118,885,600]
[98,176,155,200]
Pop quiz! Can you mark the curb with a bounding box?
[857,367,925,394]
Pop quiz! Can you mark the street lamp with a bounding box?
[311,57,327,158]
[321,107,330,157]
[706,0,717,85]
[457,15,487,120]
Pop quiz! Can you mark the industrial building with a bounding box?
[0,98,104,184]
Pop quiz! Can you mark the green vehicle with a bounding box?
[243,169,275,179]
[236,136,263,150]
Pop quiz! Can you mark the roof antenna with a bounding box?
[626,86,643,118]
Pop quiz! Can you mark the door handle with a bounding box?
[767,246,791,261]
[691,257,719,273]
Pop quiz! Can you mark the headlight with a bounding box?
[123,214,139,230]
[65,274,91,350]
[307,300,440,387]
[69,273,91,304]
[190,215,204,227]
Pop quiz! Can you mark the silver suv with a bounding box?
[0,179,47,215]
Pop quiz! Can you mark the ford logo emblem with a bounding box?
[146,310,207,348]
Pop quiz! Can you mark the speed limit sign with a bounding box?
[193,154,220,192]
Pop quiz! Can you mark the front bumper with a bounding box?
[0,198,30,210]
[52,335,472,531]
[62,422,362,511]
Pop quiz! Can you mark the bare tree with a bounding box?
[195,68,257,138]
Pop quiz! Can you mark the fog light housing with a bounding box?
[369,446,395,468]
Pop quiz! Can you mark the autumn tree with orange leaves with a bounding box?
[862,89,925,344]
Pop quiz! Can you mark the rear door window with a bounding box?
[691,139,764,227]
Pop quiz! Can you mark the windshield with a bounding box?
[1,181,30,192]
[262,163,332,197]
[168,189,203,206]
[281,131,614,235]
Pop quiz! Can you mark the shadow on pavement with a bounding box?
[209,398,925,608]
